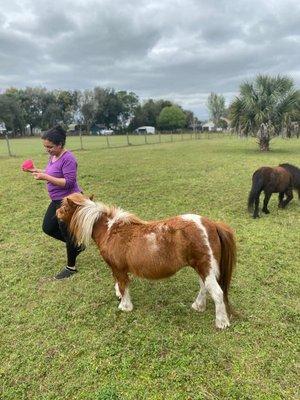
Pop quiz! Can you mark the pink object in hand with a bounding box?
[21,159,34,171]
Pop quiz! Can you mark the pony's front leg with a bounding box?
[192,277,207,312]
[119,287,133,312]
[114,282,122,299]
[113,272,133,312]
[205,273,230,329]
[281,188,293,208]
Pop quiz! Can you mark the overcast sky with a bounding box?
[0,0,299,119]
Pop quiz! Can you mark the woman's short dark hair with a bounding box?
[41,125,67,147]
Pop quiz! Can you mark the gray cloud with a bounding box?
[0,0,299,118]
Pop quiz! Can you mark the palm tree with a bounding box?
[229,75,299,151]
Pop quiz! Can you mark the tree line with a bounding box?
[0,87,197,136]
[1,74,299,151]
[207,75,300,150]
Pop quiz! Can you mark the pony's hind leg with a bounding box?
[192,258,229,329]
[205,271,230,329]
[262,192,271,214]
[192,277,207,312]
[253,193,260,218]
[278,192,284,208]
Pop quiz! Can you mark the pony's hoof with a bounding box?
[191,302,206,312]
[118,302,133,312]
[262,209,270,214]
[253,215,259,219]
[215,317,230,329]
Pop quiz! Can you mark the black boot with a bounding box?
[54,266,77,280]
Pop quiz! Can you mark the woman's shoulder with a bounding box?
[63,150,77,161]
[61,150,78,166]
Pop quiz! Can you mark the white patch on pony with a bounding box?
[181,214,229,328]
[107,208,132,230]
[118,288,133,312]
[157,224,168,232]
[181,214,219,278]
[145,232,159,252]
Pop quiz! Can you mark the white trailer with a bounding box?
[135,126,155,134]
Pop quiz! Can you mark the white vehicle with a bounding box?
[0,121,6,134]
[135,126,155,134]
[99,129,114,135]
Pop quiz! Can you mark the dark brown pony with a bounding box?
[248,163,300,218]
[57,193,236,329]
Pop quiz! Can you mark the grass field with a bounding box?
[0,135,299,400]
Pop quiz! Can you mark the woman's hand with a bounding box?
[33,172,48,180]
[22,162,41,173]
[32,173,66,187]
[26,167,41,173]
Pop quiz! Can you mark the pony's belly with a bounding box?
[129,263,183,280]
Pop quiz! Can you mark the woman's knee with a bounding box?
[58,220,69,238]
[42,221,54,236]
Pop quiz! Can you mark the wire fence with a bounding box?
[0,131,233,158]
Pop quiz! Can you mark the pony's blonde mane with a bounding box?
[106,205,144,229]
[70,199,145,246]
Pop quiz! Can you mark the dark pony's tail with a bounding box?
[215,222,236,315]
[248,171,263,212]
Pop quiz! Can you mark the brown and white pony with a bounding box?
[57,193,236,329]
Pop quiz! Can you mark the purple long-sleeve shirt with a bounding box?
[45,150,81,200]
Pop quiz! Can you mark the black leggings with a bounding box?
[42,200,81,268]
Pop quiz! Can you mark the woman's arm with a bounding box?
[27,168,44,173]
[32,172,66,187]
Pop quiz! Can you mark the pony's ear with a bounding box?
[66,193,89,207]
[67,197,77,207]
[89,194,94,200]
[67,197,84,207]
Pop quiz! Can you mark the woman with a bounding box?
[30,125,84,279]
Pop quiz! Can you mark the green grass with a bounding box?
[0,136,299,400]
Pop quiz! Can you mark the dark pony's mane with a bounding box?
[279,163,300,187]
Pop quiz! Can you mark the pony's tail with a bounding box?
[248,172,263,212]
[215,222,236,315]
